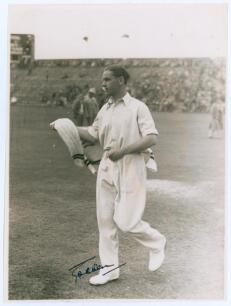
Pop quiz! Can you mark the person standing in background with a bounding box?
[84,88,99,125]
[208,94,224,138]
[72,91,85,126]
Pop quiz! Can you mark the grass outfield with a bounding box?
[8,105,225,300]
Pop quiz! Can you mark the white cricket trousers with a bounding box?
[96,154,165,272]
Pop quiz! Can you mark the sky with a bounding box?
[8,3,228,59]
[1,2,231,306]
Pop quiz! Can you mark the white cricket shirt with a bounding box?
[88,92,158,151]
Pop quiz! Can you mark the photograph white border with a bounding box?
[1,0,230,305]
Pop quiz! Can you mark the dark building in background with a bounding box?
[10,34,35,67]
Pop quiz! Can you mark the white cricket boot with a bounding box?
[149,237,166,271]
[89,271,119,285]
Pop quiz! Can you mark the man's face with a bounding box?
[101,70,121,97]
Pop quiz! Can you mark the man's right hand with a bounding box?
[50,122,56,130]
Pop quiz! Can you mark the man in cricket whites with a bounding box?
[78,65,166,285]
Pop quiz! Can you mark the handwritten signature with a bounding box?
[69,256,126,282]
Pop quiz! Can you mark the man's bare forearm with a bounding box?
[122,134,157,155]
[108,134,157,161]
[77,127,97,144]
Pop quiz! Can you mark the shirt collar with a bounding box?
[107,92,131,108]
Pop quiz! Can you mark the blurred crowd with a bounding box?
[11,58,226,120]
[39,84,105,126]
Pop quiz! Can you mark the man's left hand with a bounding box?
[107,148,125,161]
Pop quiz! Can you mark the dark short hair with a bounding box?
[104,65,130,84]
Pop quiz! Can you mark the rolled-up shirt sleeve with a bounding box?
[137,103,159,136]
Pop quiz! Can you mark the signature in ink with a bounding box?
[69,256,126,282]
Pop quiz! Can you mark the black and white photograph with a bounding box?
[1,1,229,303]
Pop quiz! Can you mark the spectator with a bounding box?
[96,88,107,109]
[208,97,224,138]
[51,92,58,106]
[84,88,99,125]
[72,94,85,126]
[46,69,49,81]
[57,90,68,107]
